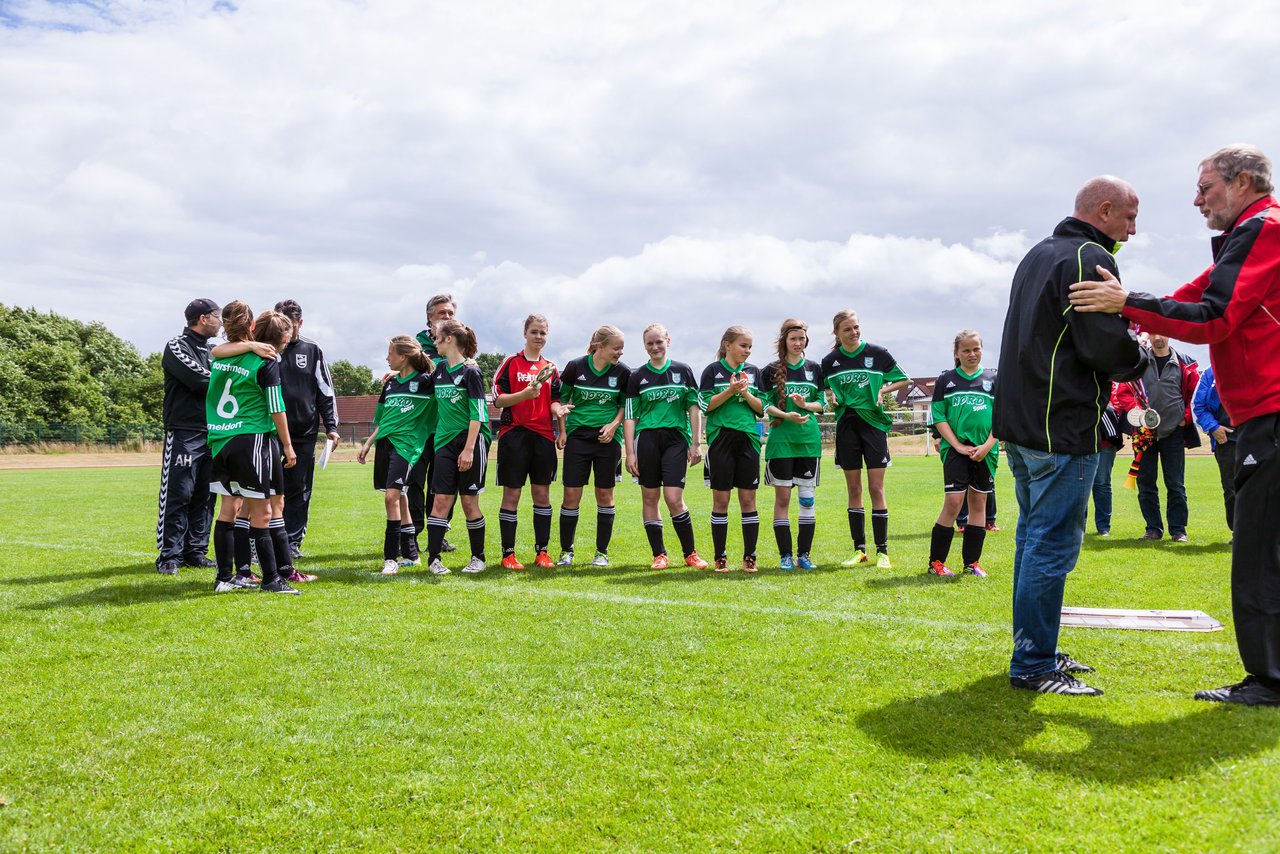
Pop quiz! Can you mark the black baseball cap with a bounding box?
[185,298,220,325]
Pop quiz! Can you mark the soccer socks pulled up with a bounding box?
[961,524,987,566]
[559,507,579,553]
[671,510,697,558]
[400,524,419,561]
[742,512,759,558]
[711,512,729,560]
[234,517,251,571]
[251,527,278,584]
[532,504,553,554]
[872,509,889,554]
[269,517,292,570]
[596,506,615,554]
[499,508,519,556]
[426,515,449,562]
[213,519,235,580]
[384,519,399,562]
[644,518,666,556]
[466,516,486,560]
[848,507,866,552]
[929,523,955,565]
[773,518,793,558]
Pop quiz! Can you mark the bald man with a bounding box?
[1071,145,1280,707]
[993,176,1151,696]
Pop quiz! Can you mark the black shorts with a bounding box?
[562,427,622,489]
[943,449,994,494]
[496,427,558,488]
[373,439,416,492]
[636,428,689,489]
[431,432,489,496]
[764,457,820,488]
[211,433,283,499]
[834,413,891,470]
[704,429,760,492]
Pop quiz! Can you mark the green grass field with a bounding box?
[2,455,1277,851]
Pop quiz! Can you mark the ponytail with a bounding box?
[389,335,432,373]
[436,320,478,359]
[716,325,750,361]
[773,319,807,403]
[222,300,254,343]
[252,310,293,351]
[587,324,624,355]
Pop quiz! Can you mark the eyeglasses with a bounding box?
[1196,179,1220,197]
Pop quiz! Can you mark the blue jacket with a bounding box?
[1193,367,1235,449]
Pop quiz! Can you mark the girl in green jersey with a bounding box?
[623,323,708,570]
[761,319,825,570]
[699,326,765,573]
[358,336,435,575]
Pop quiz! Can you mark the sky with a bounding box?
[3,0,1278,381]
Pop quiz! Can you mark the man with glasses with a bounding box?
[1071,144,1280,707]
[155,298,221,575]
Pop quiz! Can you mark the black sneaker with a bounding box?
[157,560,180,576]
[260,578,300,595]
[289,543,303,560]
[183,554,216,569]
[228,575,257,590]
[1056,651,1096,673]
[1010,670,1104,696]
[1194,676,1280,707]
[441,538,458,553]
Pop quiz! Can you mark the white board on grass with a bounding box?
[1060,607,1222,632]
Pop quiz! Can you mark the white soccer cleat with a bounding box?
[590,551,610,567]
[381,559,399,575]
[461,557,487,574]
[556,550,575,567]
[428,559,450,575]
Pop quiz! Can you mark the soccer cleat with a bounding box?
[1172,534,1190,543]
[1055,651,1095,673]
[289,543,303,560]
[461,557,487,574]
[157,560,180,576]
[260,578,301,595]
[213,578,242,593]
[501,554,526,571]
[285,568,317,583]
[556,550,575,567]
[398,557,422,567]
[779,554,795,570]
[713,557,730,573]
[1010,670,1103,696]
[534,551,556,569]
[743,556,758,574]
[427,559,450,575]
[228,575,257,590]
[1194,676,1280,706]
[796,553,817,570]
[876,552,892,569]
[684,551,709,570]
[985,523,1001,532]
[964,562,988,578]
[441,538,458,553]
[183,554,216,569]
[650,553,670,570]
[955,523,966,532]
[381,559,399,575]
[236,569,261,584]
[590,552,610,568]
[928,560,956,578]
[841,550,869,566]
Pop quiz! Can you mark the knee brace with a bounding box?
[798,486,816,520]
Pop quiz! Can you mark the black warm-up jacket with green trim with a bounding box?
[993,217,1150,455]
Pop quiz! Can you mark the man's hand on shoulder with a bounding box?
[1069,266,1129,314]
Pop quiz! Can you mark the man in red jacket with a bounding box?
[1071,143,1280,706]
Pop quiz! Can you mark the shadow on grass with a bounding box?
[861,573,948,590]
[1082,538,1230,556]
[1,561,157,586]
[19,571,210,610]
[858,674,1280,784]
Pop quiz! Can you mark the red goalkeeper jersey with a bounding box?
[492,350,561,441]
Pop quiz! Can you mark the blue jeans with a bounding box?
[1137,435,1187,537]
[1005,442,1100,678]
[1090,446,1117,533]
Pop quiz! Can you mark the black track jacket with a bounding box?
[279,336,339,445]
[993,217,1149,455]
[161,327,212,433]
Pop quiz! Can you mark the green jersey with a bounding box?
[206,353,284,457]
[930,365,999,474]
[699,359,764,451]
[374,371,436,465]
[561,355,630,444]
[415,329,441,361]
[820,342,908,432]
[761,358,824,459]
[624,359,699,444]
[431,361,492,450]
